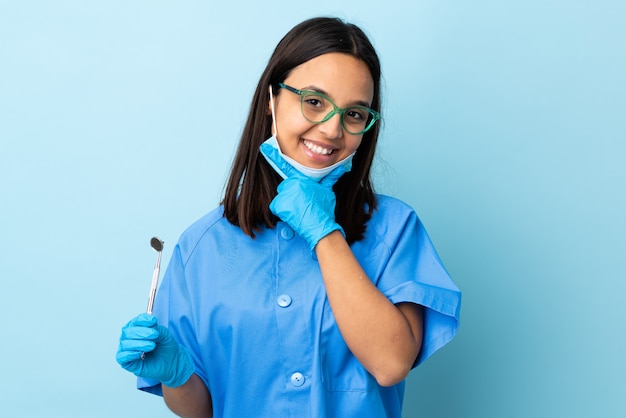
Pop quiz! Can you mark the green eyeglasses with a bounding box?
[279,83,381,135]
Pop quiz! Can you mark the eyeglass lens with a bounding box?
[300,92,374,134]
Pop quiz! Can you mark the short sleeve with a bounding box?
[371,199,461,366]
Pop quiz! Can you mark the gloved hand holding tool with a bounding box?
[116,237,194,388]
[116,313,195,388]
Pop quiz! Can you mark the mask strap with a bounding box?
[268,85,278,137]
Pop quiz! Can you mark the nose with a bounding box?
[317,112,343,140]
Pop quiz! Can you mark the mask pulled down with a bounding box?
[260,136,354,181]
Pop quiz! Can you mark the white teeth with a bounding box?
[304,140,333,155]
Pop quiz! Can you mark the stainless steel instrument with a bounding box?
[146,237,164,315]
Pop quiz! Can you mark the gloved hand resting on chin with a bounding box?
[116,313,195,388]
[260,141,346,251]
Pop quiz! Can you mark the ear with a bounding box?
[267,85,275,115]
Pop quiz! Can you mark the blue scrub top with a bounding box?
[138,194,461,418]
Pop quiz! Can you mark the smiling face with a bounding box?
[271,53,375,169]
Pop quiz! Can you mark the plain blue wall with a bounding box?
[1,1,624,417]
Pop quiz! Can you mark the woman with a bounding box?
[117,16,461,418]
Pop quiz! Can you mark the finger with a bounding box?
[275,175,301,193]
[119,338,157,353]
[116,348,144,366]
[275,177,319,205]
[153,324,178,345]
[121,325,160,341]
[125,313,157,328]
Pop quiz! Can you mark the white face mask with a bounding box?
[261,135,354,180]
[261,86,354,181]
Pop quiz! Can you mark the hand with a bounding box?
[116,313,194,388]
[270,166,346,251]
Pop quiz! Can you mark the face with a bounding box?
[271,53,375,169]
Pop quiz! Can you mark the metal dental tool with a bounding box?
[142,237,163,360]
[146,237,164,315]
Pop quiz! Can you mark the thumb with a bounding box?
[154,324,178,346]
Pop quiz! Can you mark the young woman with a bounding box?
[117,16,461,418]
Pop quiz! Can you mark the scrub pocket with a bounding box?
[320,299,375,392]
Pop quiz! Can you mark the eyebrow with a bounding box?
[301,84,372,108]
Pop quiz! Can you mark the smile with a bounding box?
[303,140,334,155]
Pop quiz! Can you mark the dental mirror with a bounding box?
[150,236,163,252]
[146,237,164,315]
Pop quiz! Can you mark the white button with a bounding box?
[290,372,305,387]
[277,294,292,308]
[280,226,295,240]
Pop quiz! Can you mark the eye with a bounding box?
[303,97,323,107]
[301,93,328,114]
[345,108,367,121]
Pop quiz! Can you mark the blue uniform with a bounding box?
[138,194,461,417]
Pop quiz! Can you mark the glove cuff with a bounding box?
[161,345,195,388]
[310,223,345,252]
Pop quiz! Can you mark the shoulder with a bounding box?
[366,194,422,245]
[371,194,419,225]
[373,194,416,216]
[174,206,236,262]
[179,206,225,239]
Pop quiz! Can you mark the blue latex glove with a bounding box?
[116,313,194,388]
[270,172,345,251]
[260,140,347,250]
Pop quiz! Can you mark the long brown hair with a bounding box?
[222,17,381,244]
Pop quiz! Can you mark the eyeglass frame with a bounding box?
[278,83,381,135]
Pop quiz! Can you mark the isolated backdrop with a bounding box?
[1,1,624,417]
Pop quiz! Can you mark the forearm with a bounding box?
[163,374,213,418]
[315,231,423,387]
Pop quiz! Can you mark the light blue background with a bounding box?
[1,1,624,417]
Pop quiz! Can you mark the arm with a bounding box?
[260,148,423,386]
[163,374,213,418]
[315,230,424,387]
